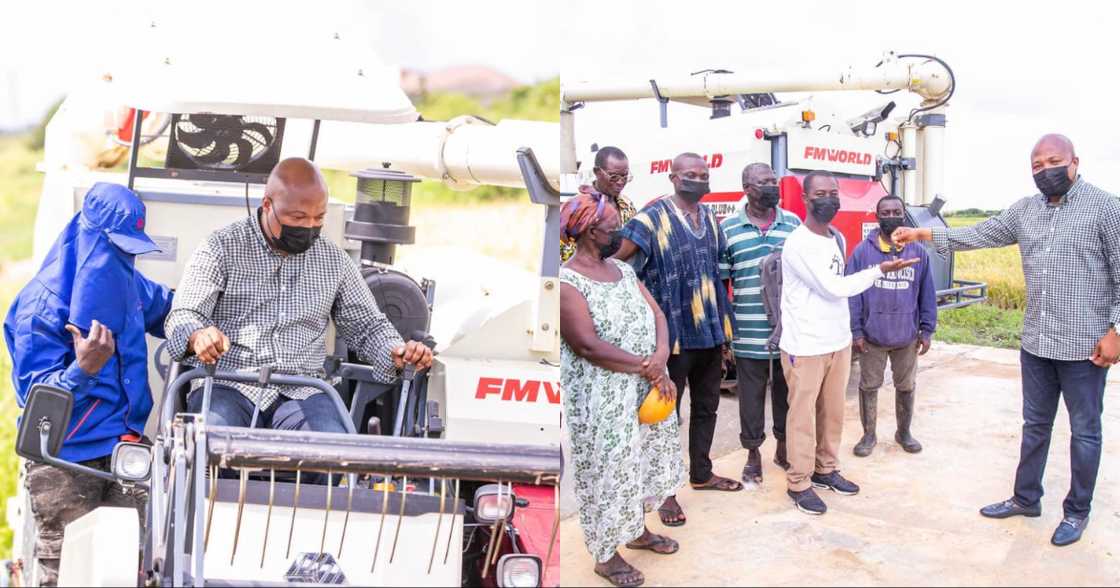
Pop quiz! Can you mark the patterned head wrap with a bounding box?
[560,190,607,244]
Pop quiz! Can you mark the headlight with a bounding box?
[497,554,542,588]
[473,484,515,524]
[111,442,152,482]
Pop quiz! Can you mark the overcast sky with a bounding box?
[0,0,558,130]
[559,0,1120,210]
[4,1,1119,211]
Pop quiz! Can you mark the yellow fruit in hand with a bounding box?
[638,386,675,424]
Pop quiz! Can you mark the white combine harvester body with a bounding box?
[8,17,560,588]
[559,52,986,307]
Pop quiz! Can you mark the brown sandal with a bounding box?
[594,562,645,587]
[690,474,744,492]
[625,533,679,555]
[657,499,686,527]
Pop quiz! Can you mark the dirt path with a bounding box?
[560,343,1120,586]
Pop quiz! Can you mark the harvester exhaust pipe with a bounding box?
[345,168,420,266]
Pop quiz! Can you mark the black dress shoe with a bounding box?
[1051,516,1089,546]
[979,498,1041,519]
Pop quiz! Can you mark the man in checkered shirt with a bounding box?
[164,158,433,463]
[894,134,1120,547]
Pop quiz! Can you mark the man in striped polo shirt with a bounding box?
[719,162,801,485]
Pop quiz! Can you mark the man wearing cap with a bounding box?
[4,182,174,587]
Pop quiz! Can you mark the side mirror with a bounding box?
[15,384,143,487]
[15,385,73,462]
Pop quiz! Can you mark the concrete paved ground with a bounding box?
[560,343,1120,586]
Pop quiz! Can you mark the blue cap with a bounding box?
[79,183,160,255]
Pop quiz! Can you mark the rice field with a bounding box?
[931,215,1027,350]
[0,282,20,557]
[944,216,1027,311]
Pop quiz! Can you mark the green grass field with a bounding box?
[0,136,45,265]
[0,283,20,556]
[0,134,43,556]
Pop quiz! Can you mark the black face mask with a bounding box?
[262,206,321,255]
[595,228,623,259]
[752,185,780,209]
[1033,166,1073,197]
[878,216,906,239]
[676,178,710,203]
[809,195,841,224]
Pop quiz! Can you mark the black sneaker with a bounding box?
[811,471,860,496]
[788,488,827,515]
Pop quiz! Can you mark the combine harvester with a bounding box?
[561,52,986,391]
[7,18,561,588]
[561,52,986,309]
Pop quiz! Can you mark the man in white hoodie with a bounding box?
[780,171,917,515]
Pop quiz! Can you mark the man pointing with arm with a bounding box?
[892,133,1120,546]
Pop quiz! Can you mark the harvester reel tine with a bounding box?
[427,478,446,574]
[339,478,355,557]
[320,469,333,555]
[481,482,506,579]
[204,464,218,550]
[490,483,511,568]
[261,469,275,568]
[443,478,460,565]
[545,484,559,568]
[371,474,390,572]
[231,468,248,565]
[389,476,408,564]
[286,470,302,559]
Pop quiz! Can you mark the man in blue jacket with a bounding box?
[846,195,937,457]
[4,183,174,587]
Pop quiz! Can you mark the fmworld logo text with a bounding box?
[475,377,561,404]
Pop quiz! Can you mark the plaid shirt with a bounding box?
[931,177,1120,361]
[165,213,404,408]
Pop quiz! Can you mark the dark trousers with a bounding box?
[188,384,349,485]
[735,356,789,449]
[668,347,724,484]
[1013,349,1109,519]
[25,458,145,587]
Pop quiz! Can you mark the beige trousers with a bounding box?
[781,346,852,492]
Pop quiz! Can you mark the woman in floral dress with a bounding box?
[560,191,686,587]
